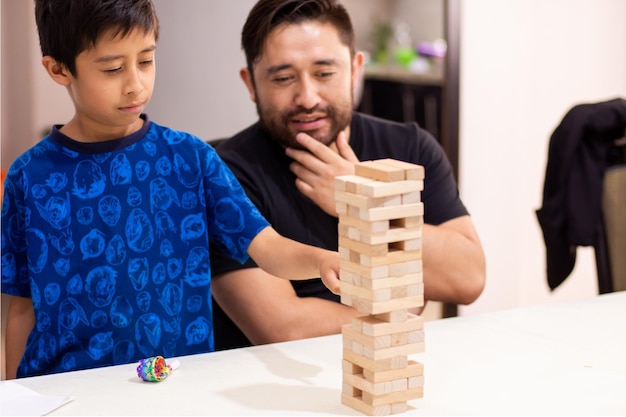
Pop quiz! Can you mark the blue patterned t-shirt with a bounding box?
[1,115,269,377]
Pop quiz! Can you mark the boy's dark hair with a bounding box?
[34,0,160,76]
[242,0,354,81]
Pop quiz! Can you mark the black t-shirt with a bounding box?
[209,112,468,350]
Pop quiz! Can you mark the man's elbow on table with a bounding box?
[454,259,486,305]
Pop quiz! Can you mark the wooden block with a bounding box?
[349,294,425,316]
[337,247,361,262]
[343,371,393,396]
[391,215,423,229]
[343,331,365,355]
[342,283,423,303]
[341,270,362,286]
[360,273,423,291]
[342,381,362,397]
[357,314,424,336]
[362,386,424,406]
[337,223,350,238]
[340,259,389,279]
[389,238,421,252]
[408,329,425,343]
[342,395,413,416]
[390,378,408,392]
[339,236,389,257]
[341,259,423,279]
[356,160,406,182]
[341,394,392,416]
[343,359,363,375]
[341,292,353,306]
[339,225,363,241]
[357,203,424,222]
[402,191,421,204]
[390,402,409,414]
[344,324,392,350]
[408,375,425,389]
[375,159,425,180]
[374,310,409,323]
[356,225,422,245]
[340,281,392,303]
[359,249,422,268]
[363,360,424,383]
[360,180,424,198]
[390,332,408,346]
[335,190,400,209]
[347,329,422,359]
[336,201,347,215]
[364,340,425,360]
[388,259,422,276]
[334,176,347,192]
[343,348,408,372]
[390,283,423,299]
[338,214,390,233]
[335,174,376,193]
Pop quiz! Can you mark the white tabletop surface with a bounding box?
[3,291,625,416]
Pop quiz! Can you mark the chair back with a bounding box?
[602,163,626,291]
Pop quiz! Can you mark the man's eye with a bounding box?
[273,75,293,83]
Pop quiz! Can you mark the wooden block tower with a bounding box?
[335,159,425,416]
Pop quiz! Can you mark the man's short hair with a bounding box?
[242,0,355,81]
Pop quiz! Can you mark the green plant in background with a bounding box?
[393,22,416,67]
[369,21,393,64]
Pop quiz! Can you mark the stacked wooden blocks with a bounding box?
[335,158,425,416]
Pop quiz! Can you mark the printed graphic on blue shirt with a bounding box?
[1,119,268,377]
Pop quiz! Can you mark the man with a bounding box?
[209,0,486,350]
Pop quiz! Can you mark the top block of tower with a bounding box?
[356,159,425,182]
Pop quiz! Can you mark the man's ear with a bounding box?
[352,51,365,107]
[41,56,72,86]
[239,67,257,103]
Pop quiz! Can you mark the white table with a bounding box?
[4,291,626,416]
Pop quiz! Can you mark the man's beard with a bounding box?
[255,96,353,150]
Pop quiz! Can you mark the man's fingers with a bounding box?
[336,132,359,163]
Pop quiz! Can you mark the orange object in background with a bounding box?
[1,169,6,201]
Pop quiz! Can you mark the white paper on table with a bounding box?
[0,380,73,416]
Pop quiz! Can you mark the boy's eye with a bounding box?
[105,67,122,74]
[140,59,154,66]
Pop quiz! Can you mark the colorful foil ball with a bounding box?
[136,356,180,382]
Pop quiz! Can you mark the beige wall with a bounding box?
[1,0,73,169]
[458,0,626,316]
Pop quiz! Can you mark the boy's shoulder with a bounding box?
[148,119,211,148]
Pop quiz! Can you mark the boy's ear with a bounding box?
[41,56,72,86]
[239,67,257,103]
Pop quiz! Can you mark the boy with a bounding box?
[1,0,340,379]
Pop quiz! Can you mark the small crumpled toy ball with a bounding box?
[136,356,180,382]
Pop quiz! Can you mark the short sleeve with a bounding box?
[202,149,269,264]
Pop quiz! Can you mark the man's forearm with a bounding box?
[421,221,486,305]
[248,297,362,344]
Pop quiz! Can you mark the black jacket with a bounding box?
[536,98,626,290]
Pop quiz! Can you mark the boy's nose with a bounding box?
[124,67,144,96]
